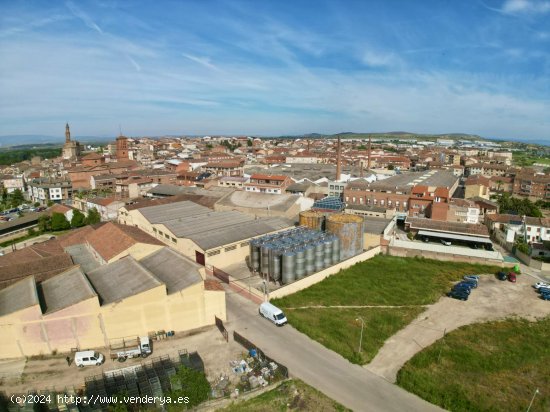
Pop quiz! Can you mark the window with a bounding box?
[240,242,249,247]
[153,228,157,233]
[380,200,385,206]
[224,245,237,252]
[171,237,177,243]
[206,249,221,257]
[164,233,170,239]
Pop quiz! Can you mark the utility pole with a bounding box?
[526,388,539,412]
[355,317,365,353]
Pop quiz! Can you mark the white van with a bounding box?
[259,302,287,326]
[74,350,104,367]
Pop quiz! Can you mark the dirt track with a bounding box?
[366,272,550,383]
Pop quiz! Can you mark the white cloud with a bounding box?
[182,53,221,72]
[502,0,550,14]
[66,1,103,34]
[361,50,401,68]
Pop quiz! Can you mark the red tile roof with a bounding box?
[86,222,164,261]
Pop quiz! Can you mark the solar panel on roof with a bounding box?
[312,196,345,211]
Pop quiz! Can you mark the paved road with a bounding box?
[224,292,443,412]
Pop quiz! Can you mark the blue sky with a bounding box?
[0,0,549,141]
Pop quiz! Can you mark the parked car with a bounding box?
[259,302,287,326]
[540,293,550,301]
[533,282,550,290]
[464,275,480,281]
[538,287,550,295]
[441,239,452,246]
[448,290,469,301]
[497,271,507,281]
[452,284,472,294]
[74,351,104,367]
[508,272,517,283]
[422,237,430,242]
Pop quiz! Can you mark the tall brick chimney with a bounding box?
[336,136,341,181]
[367,136,372,171]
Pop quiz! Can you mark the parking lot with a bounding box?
[366,271,550,382]
[0,325,245,395]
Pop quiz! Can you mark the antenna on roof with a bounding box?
[119,124,123,137]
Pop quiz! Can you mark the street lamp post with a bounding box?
[355,317,365,353]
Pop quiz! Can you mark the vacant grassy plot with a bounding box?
[222,379,350,412]
[272,255,502,308]
[287,307,424,364]
[397,317,550,412]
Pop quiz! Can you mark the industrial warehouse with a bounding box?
[0,228,226,359]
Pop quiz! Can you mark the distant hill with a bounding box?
[0,135,113,147]
[283,132,486,141]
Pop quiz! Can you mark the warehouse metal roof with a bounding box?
[0,276,38,316]
[140,247,202,294]
[139,201,211,224]
[38,267,97,314]
[418,230,493,244]
[87,257,162,305]
[187,217,292,250]
[215,191,300,212]
[138,200,293,250]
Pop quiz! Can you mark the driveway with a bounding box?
[366,272,550,383]
[224,292,443,412]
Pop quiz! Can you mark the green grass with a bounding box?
[272,255,503,308]
[286,307,425,364]
[221,379,350,412]
[397,317,550,412]
[270,256,502,366]
[512,151,550,167]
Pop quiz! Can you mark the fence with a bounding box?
[233,331,289,379]
[215,316,229,343]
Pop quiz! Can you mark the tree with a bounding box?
[1,187,7,203]
[47,200,54,207]
[86,207,101,225]
[388,164,395,170]
[247,139,253,147]
[38,215,51,233]
[51,212,70,231]
[71,209,86,228]
[33,202,40,207]
[167,366,210,410]
[10,189,24,208]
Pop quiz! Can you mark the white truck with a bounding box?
[109,336,151,362]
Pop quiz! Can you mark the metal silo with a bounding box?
[299,210,325,231]
[282,250,296,284]
[326,214,364,260]
[323,238,333,268]
[304,244,315,275]
[314,241,325,272]
[260,244,270,276]
[295,247,306,280]
[331,236,341,264]
[250,240,260,272]
[270,247,282,282]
